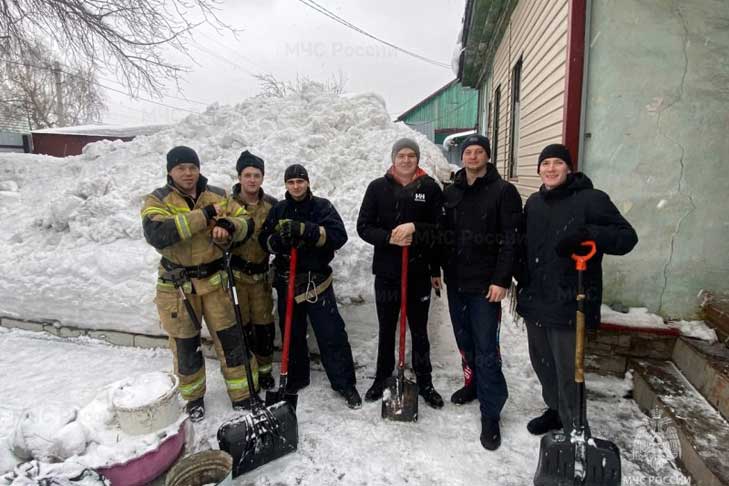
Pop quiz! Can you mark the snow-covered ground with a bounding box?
[0,299,688,485]
[0,88,694,485]
[0,89,451,335]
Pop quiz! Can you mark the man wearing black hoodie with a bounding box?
[516,144,637,438]
[441,134,522,450]
[357,138,444,409]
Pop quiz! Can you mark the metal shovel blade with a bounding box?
[381,370,418,422]
[265,387,298,410]
[534,431,621,486]
[217,401,298,477]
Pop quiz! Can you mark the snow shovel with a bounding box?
[534,241,621,486]
[265,247,300,409]
[382,246,418,422]
[217,246,298,477]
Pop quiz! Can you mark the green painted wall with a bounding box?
[582,0,729,319]
[401,82,478,132]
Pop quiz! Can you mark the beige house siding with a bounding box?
[485,0,570,199]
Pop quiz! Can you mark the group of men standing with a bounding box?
[141,133,637,452]
[141,146,362,422]
[357,134,524,450]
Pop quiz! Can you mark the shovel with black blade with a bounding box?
[382,246,418,422]
[217,245,298,477]
[534,240,621,486]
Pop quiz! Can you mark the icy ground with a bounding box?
[0,299,689,485]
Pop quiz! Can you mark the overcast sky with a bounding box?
[101,0,466,126]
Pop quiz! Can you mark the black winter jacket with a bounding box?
[441,164,523,292]
[357,169,443,279]
[259,189,347,284]
[516,173,638,329]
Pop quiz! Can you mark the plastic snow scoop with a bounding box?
[382,246,418,422]
[534,241,621,486]
[217,245,298,478]
[265,246,299,409]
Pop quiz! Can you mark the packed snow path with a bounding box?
[0,299,687,485]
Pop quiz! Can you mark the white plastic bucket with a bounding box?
[165,450,233,486]
[112,372,181,436]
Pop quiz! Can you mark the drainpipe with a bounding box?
[562,0,587,171]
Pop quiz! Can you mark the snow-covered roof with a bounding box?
[31,124,170,138]
[0,113,31,134]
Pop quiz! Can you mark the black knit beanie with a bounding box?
[391,138,421,162]
[236,150,265,175]
[538,144,573,172]
[459,134,491,158]
[166,146,200,172]
[284,164,309,182]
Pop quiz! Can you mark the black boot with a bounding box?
[186,398,205,423]
[339,387,362,409]
[480,417,501,451]
[527,409,562,435]
[364,379,386,402]
[419,384,444,409]
[450,384,477,405]
[259,372,275,390]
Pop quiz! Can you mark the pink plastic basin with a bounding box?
[97,419,187,486]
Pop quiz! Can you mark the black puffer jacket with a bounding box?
[441,164,523,292]
[259,189,347,284]
[516,173,638,329]
[356,169,443,278]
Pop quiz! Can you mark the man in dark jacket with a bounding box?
[516,143,638,437]
[442,134,522,450]
[356,138,444,409]
[259,164,361,409]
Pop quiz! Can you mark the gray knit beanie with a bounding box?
[391,138,420,162]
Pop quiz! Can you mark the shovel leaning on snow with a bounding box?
[217,245,298,477]
[533,241,621,486]
[382,246,418,422]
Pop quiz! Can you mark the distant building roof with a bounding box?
[0,113,31,134]
[396,80,460,122]
[31,123,169,138]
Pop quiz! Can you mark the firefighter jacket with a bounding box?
[231,185,278,283]
[141,175,254,293]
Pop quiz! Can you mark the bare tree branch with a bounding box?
[0,0,231,96]
[1,39,105,129]
[254,72,348,99]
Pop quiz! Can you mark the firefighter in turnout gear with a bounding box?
[230,150,278,390]
[141,145,257,422]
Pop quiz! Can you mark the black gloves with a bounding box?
[279,219,304,247]
[301,221,320,244]
[555,226,593,257]
[276,219,320,248]
[202,204,218,221]
[214,218,236,237]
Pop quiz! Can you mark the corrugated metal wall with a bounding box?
[402,82,478,134]
[485,0,569,198]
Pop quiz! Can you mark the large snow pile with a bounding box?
[0,89,450,335]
